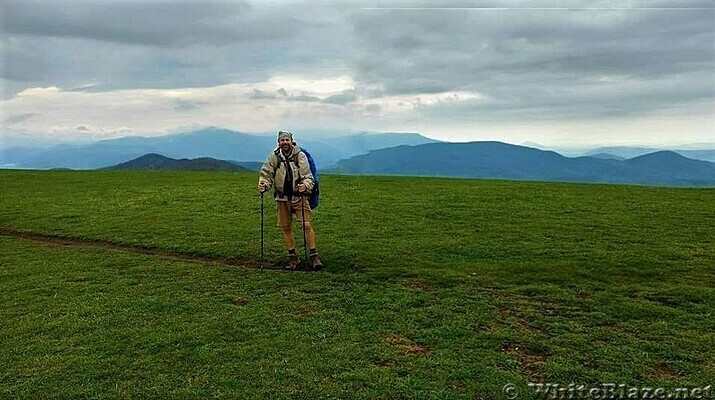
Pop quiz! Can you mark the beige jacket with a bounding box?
[259,145,315,202]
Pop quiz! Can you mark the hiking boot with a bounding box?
[285,255,300,270]
[310,254,324,271]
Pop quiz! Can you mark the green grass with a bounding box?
[1,170,713,399]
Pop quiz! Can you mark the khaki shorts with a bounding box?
[277,198,311,227]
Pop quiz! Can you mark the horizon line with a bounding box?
[362,7,714,10]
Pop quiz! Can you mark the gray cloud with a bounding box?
[322,90,357,104]
[420,74,714,123]
[1,0,712,134]
[249,89,276,100]
[173,99,207,112]
[365,104,382,113]
[1,0,289,47]
[291,94,321,102]
[0,1,354,97]
[348,3,714,118]
[3,113,41,124]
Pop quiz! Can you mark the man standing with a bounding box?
[258,131,323,270]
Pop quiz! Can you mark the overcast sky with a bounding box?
[1,0,713,146]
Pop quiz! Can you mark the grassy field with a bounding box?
[1,170,713,399]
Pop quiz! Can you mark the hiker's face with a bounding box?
[279,137,292,152]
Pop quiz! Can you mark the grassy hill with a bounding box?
[1,170,713,398]
[103,153,251,172]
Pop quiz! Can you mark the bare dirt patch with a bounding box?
[371,358,391,367]
[386,334,430,356]
[231,298,247,307]
[0,227,281,270]
[501,340,547,381]
[649,363,681,380]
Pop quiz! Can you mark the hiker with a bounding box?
[258,130,323,270]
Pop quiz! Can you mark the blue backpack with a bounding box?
[299,148,320,209]
[274,147,320,209]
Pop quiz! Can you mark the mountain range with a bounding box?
[1,128,437,170]
[4,128,714,186]
[584,146,715,162]
[330,141,715,186]
[520,142,715,162]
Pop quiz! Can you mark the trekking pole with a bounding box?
[300,193,309,269]
[260,192,264,273]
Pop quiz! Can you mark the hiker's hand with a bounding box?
[258,182,268,193]
[297,183,306,193]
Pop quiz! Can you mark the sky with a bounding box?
[0,0,713,147]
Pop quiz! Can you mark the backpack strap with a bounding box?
[294,151,302,182]
[273,149,301,171]
[273,149,289,174]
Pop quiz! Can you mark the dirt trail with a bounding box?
[0,227,281,270]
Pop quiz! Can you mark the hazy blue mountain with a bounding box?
[316,132,438,156]
[676,150,715,163]
[586,146,715,162]
[230,161,263,171]
[331,142,715,186]
[1,147,48,168]
[0,143,90,168]
[586,152,625,161]
[103,153,251,172]
[3,128,437,169]
[585,146,659,159]
[624,151,715,178]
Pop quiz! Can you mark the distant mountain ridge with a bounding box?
[585,146,715,162]
[1,128,438,170]
[585,152,625,161]
[103,153,251,172]
[331,142,715,186]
